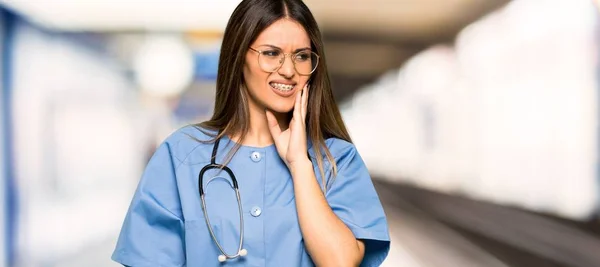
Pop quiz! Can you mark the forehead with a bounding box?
[252,19,310,48]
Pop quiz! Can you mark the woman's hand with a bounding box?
[266,84,310,169]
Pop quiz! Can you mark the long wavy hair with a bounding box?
[196,0,352,190]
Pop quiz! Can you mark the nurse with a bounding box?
[112,0,390,266]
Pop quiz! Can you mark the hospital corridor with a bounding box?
[2,0,600,266]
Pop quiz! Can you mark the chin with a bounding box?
[267,101,294,114]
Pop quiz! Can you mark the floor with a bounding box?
[50,179,600,267]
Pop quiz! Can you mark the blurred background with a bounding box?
[1,0,600,266]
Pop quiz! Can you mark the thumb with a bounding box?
[265,109,282,138]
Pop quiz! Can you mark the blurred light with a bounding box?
[0,0,242,31]
[343,0,600,220]
[133,35,194,97]
[0,0,508,45]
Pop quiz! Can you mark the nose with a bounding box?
[277,54,295,78]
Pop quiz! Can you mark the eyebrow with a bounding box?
[258,44,311,53]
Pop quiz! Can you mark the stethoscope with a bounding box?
[198,137,248,262]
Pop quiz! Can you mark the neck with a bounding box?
[232,100,290,147]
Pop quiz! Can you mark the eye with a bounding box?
[261,50,281,58]
[295,51,311,62]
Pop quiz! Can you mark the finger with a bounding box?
[301,84,309,122]
[293,89,302,121]
[265,109,282,138]
[300,84,306,121]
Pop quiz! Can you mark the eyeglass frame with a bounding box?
[248,46,320,76]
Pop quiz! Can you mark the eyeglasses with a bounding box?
[249,47,319,76]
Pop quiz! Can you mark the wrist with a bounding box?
[289,157,313,174]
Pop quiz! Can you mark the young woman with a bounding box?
[112,0,390,266]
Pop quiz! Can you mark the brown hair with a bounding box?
[196,0,352,190]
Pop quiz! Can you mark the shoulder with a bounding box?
[160,124,217,165]
[309,137,359,164]
[325,137,356,156]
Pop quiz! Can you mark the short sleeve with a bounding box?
[326,143,391,267]
[112,142,186,267]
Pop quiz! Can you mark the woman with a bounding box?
[112,0,390,266]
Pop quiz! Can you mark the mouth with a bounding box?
[269,81,297,98]
[269,82,296,92]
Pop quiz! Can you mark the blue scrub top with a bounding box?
[112,125,390,267]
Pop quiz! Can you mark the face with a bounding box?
[243,19,313,114]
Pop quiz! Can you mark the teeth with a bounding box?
[270,82,295,91]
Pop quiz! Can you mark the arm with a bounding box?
[291,158,365,267]
[111,142,186,267]
[266,85,389,266]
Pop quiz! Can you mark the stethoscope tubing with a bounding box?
[198,136,246,261]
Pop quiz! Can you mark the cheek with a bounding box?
[245,70,268,96]
[243,65,274,109]
[244,61,264,87]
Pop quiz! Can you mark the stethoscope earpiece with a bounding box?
[218,249,247,262]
